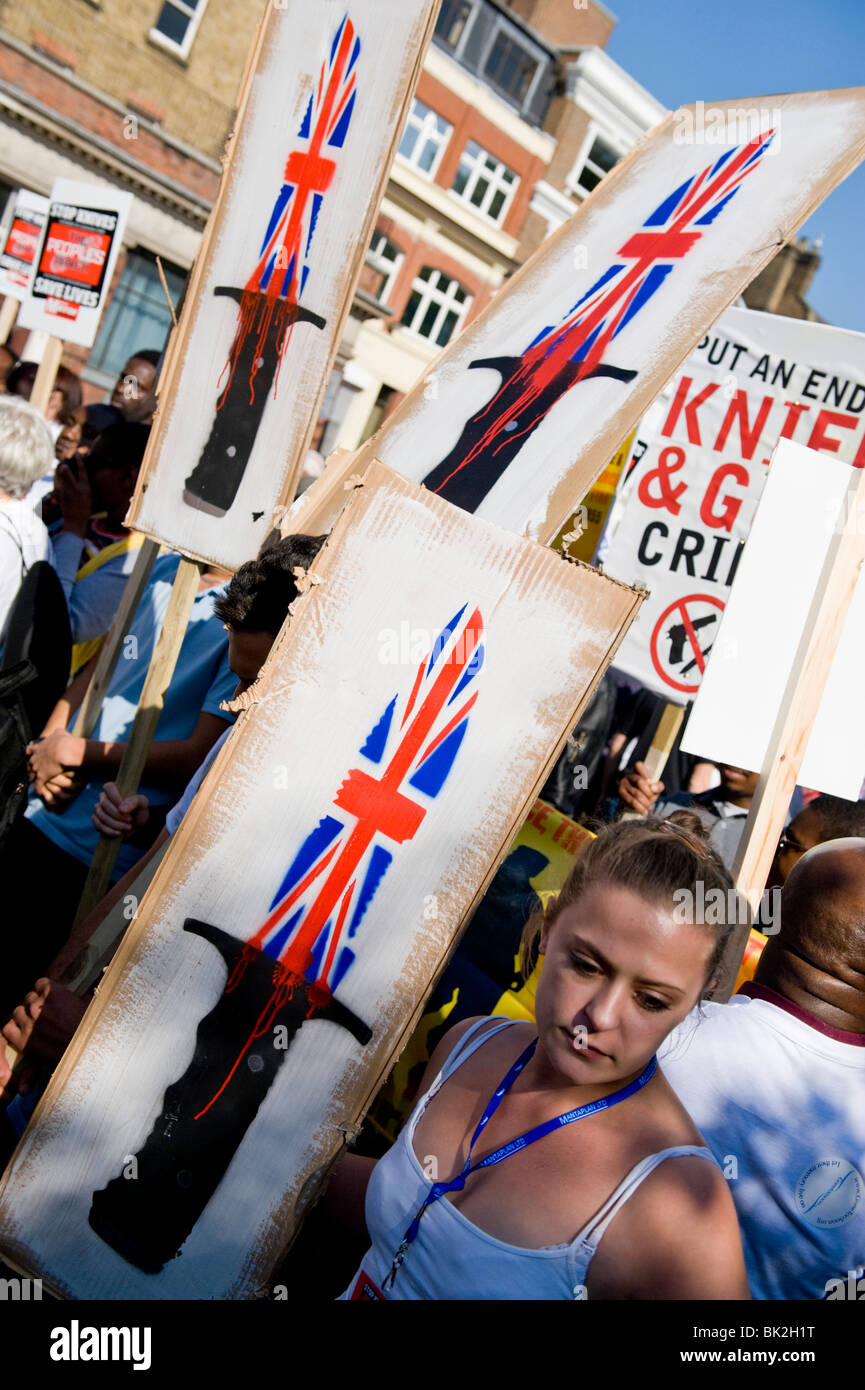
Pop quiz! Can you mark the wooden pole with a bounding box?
[28,335,63,415]
[620,700,685,821]
[60,843,167,996]
[73,556,204,925]
[2,844,169,1081]
[72,539,160,738]
[714,465,865,999]
[273,446,361,539]
[0,294,19,343]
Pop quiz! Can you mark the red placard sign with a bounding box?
[5,217,41,267]
[0,190,49,297]
[32,206,117,317]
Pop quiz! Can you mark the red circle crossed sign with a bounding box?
[650,593,725,696]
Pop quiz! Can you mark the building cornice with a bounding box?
[529,178,578,233]
[564,45,667,146]
[0,80,213,227]
[379,194,507,288]
[390,157,520,269]
[0,32,223,173]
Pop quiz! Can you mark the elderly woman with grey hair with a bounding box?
[0,396,55,641]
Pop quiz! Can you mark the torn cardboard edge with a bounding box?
[125,2,442,574]
[0,460,645,1298]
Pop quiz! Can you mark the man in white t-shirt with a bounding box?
[660,838,865,1299]
[0,397,55,644]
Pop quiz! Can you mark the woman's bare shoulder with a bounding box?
[650,1069,711,1147]
[416,1015,531,1097]
[588,1150,750,1300]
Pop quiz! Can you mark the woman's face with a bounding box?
[536,880,712,1085]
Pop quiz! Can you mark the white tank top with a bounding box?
[340,1017,718,1300]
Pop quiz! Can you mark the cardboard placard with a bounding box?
[126,0,439,572]
[0,463,642,1300]
[0,189,49,300]
[681,438,865,798]
[17,180,132,348]
[342,89,865,544]
[602,307,865,698]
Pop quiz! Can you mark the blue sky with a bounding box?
[604,0,865,331]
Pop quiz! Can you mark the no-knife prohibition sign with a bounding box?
[650,593,725,695]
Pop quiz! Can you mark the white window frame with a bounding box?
[400,267,471,348]
[149,0,209,61]
[569,125,625,201]
[397,98,452,178]
[435,0,478,54]
[450,141,519,225]
[364,231,403,304]
[477,15,546,113]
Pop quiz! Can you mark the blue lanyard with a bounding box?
[383,1037,657,1291]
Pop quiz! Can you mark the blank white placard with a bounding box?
[798,544,865,797]
[681,438,865,798]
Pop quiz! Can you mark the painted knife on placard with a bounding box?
[183,14,359,516]
[89,605,485,1271]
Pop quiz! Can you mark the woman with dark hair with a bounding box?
[332,817,750,1300]
[7,362,82,441]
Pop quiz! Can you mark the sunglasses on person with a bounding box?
[777,831,807,855]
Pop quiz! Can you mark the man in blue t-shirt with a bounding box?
[0,551,236,1017]
[0,534,325,1103]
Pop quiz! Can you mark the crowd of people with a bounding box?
[0,339,862,1303]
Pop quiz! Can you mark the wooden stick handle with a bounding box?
[620,701,685,821]
[73,539,160,738]
[28,336,63,415]
[0,294,20,343]
[73,557,203,926]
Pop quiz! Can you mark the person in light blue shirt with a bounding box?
[0,551,236,1017]
[0,535,326,1107]
[25,550,237,877]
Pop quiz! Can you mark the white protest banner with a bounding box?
[16,179,132,349]
[681,438,865,799]
[601,307,865,697]
[0,189,49,301]
[126,0,439,572]
[0,463,642,1299]
[341,89,865,546]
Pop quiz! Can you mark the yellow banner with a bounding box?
[552,431,634,564]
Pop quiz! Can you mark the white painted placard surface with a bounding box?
[126,0,438,572]
[0,464,641,1300]
[355,88,865,545]
[681,438,865,798]
[797,559,865,796]
[0,189,50,300]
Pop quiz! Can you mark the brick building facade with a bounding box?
[0,0,670,440]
